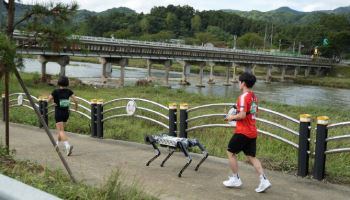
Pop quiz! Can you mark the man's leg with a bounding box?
[223,151,242,187]
[56,122,67,141]
[227,151,239,174]
[247,156,264,175]
[247,156,271,192]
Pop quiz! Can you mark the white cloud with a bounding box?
[21,0,350,13]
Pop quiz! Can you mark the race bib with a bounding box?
[59,99,70,108]
[250,102,257,114]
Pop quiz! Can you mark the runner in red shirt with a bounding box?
[223,72,271,193]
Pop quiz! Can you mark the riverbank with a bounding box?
[22,55,350,89]
[1,72,350,185]
[70,56,350,88]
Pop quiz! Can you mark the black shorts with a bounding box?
[227,133,256,157]
[55,108,70,123]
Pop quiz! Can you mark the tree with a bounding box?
[1,0,78,182]
[237,32,264,49]
[139,17,150,33]
[191,15,201,32]
[0,33,16,78]
[165,12,178,32]
[194,32,217,45]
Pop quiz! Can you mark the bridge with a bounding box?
[14,32,334,86]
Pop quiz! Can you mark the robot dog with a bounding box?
[145,134,208,177]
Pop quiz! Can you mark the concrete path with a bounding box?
[1,122,350,200]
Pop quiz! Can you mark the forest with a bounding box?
[2,3,350,59]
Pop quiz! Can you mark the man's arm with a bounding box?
[71,95,78,111]
[226,111,246,121]
[47,94,53,103]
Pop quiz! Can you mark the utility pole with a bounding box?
[298,42,302,55]
[279,39,282,51]
[263,24,267,51]
[270,24,273,48]
[233,34,237,50]
[293,40,296,54]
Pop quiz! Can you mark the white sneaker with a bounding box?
[255,178,271,193]
[223,175,242,188]
[66,145,73,156]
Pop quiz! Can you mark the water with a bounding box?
[21,58,350,108]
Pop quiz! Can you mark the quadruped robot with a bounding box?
[145,134,209,177]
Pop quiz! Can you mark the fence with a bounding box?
[2,93,349,180]
[313,116,350,180]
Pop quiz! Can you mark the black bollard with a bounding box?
[90,99,97,137]
[168,103,177,137]
[96,99,104,138]
[179,103,188,138]
[298,114,311,177]
[313,116,329,180]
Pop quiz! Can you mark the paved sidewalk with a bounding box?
[1,122,350,200]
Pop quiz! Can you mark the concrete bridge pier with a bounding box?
[196,62,206,88]
[223,64,232,86]
[57,56,70,77]
[252,64,257,75]
[37,55,70,79]
[99,57,113,82]
[179,61,190,85]
[244,65,253,74]
[316,67,322,76]
[38,55,48,82]
[119,58,128,87]
[294,66,300,78]
[146,59,153,81]
[281,66,287,82]
[164,60,172,86]
[207,62,215,84]
[231,63,238,83]
[99,58,128,86]
[305,67,311,77]
[266,65,272,83]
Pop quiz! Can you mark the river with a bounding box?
[21,58,350,108]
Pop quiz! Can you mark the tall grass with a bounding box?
[1,72,350,185]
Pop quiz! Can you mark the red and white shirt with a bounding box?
[235,91,258,138]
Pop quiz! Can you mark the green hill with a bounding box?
[222,6,350,25]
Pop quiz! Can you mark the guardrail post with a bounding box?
[298,114,311,177]
[2,94,5,122]
[168,103,177,137]
[179,103,188,138]
[313,116,329,180]
[90,99,97,137]
[96,99,104,138]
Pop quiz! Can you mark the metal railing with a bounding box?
[185,103,299,149]
[13,31,333,67]
[313,117,350,180]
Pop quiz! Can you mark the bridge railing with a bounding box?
[313,117,350,180]
[13,31,333,65]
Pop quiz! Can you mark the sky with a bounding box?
[22,0,350,13]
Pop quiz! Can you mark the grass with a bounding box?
[1,72,350,186]
[0,145,157,200]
